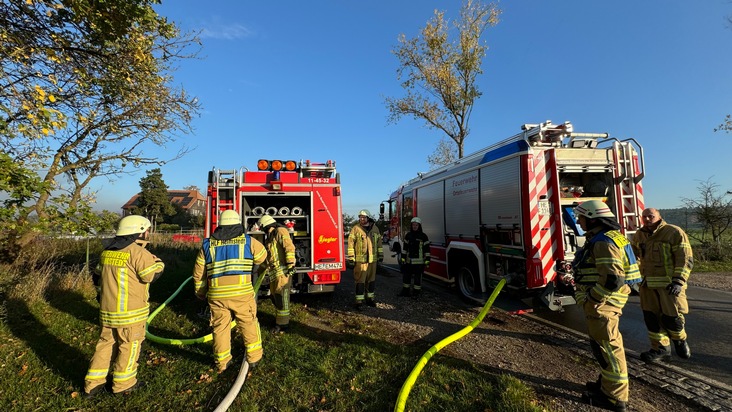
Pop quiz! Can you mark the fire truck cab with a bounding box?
[381,121,645,311]
[206,159,344,294]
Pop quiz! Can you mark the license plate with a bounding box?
[313,262,343,270]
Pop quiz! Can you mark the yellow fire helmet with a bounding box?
[358,209,371,217]
[219,210,241,225]
[258,214,276,227]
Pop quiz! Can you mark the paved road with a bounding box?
[531,286,732,387]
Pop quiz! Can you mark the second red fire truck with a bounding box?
[206,159,344,294]
[381,121,645,311]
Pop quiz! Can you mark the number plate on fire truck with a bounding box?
[538,199,550,216]
[314,262,343,270]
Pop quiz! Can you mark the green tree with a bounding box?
[0,0,200,258]
[133,168,174,230]
[385,0,500,165]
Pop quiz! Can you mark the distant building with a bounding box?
[121,189,206,217]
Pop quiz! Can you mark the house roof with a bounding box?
[122,189,205,211]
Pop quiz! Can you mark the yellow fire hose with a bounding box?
[393,279,506,412]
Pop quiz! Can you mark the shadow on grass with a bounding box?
[5,296,91,386]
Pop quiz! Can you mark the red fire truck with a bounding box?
[380,121,645,310]
[206,159,344,294]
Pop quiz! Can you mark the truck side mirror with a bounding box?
[379,203,385,221]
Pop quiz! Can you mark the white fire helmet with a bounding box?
[575,200,615,219]
[358,209,371,218]
[411,217,422,225]
[116,215,152,236]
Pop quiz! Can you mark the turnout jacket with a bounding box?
[264,226,296,277]
[347,222,383,263]
[630,220,693,288]
[403,230,430,265]
[97,239,164,328]
[573,228,640,307]
[193,225,267,300]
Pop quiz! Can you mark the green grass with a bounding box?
[0,237,550,411]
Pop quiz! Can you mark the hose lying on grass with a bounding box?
[145,274,266,344]
[393,278,506,412]
[145,274,267,411]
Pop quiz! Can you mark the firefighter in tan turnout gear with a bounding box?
[258,214,296,333]
[572,200,641,412]
[193,210,267,372]
[630,208,694,363]
[84,215,165,397]
[347,209,383,310]
[398,217,430,298]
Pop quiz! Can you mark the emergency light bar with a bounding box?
[257,159,297,171]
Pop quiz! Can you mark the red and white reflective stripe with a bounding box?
[526,150,557,288]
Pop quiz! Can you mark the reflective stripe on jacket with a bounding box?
[630,220,693,288]
[403,231,430,264]
[193,234,267,299]
[98,240,164,328]
[573,229,639,307]
[264,227,296,278]
[347,223,383,263]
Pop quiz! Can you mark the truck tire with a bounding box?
[457,264,479,302]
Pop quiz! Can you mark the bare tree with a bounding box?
[385,0,500,163]
[681,178,732,258]
[427,138,458,169]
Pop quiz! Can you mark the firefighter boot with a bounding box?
[582,390,627,412]
[585,374,601,393]
[673,340,691,359]
[640,345,671,364]
[397,287,411,297]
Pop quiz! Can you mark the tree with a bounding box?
[385,0,500,163]
[427,138,458,169]
[133,168,175,230]
[0,0,201,258]
[681,177,732,259]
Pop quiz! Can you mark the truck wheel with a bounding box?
[457,265,479,301]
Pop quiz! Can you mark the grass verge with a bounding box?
[0,237,547,411]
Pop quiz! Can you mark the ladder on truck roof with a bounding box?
[613,140,645,236]
[300,160,336,179]
[211,168,239,217]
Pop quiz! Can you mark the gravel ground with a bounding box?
[298,269,732,411]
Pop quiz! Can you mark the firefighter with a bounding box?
[84,215,165,397]
[630,208,693,363]
[572,200,641,412]
[258,214,296,333]
[346,209,383,310]
[398,217,430,298]
[193,210,267,372]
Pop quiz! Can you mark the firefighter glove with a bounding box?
[400,257,406,264]
[424,261,429,268]
[667,281,684,296]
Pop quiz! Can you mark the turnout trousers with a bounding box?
[269,273,291,326]
[209,293,263,370]
[402,264,424,291]
[84,322,145,394]
[353,262,377,303]
[584,301,629,402]
[639,284,688,349]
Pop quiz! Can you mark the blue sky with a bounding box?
[92,0,732,217]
